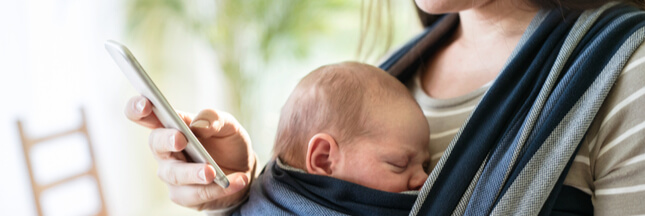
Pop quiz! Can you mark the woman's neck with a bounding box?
[419,1,540,99]
[456,1,539,48]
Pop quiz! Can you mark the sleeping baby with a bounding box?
[234,62,431,215]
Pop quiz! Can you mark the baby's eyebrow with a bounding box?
[381,151,409,162]
[399,145,422,157]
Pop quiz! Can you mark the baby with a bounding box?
[234,62,431,215]
[273,61,431,193]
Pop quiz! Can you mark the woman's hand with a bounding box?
[124,96,255,211]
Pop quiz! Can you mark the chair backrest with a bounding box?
[16,107,108,216]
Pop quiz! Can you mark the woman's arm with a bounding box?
[124,96,256,211]
[578,42,645,215]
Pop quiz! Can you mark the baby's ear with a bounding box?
[305,133,339,175]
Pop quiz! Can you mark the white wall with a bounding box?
[0,0,225,215]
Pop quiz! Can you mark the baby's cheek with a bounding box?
[333,162,379,186]
[370,172,411,193]
[337,158,409,192]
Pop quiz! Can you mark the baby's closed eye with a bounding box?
[385,156,410,172]
[387,162,408,173]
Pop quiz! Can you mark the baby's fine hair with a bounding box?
[273,61,411,169]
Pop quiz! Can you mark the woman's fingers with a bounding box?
[124,95,254,210]
[158,160,217,185]
[124,96,163,128]
[149,128,188,160]
[167,172,250,208]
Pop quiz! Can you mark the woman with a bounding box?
[125,0,645,214]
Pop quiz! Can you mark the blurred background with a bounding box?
[0,0,422,215]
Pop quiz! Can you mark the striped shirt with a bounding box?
[410,42,645,215]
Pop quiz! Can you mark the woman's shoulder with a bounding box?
[587,40,645,158]
[565,40,645,214]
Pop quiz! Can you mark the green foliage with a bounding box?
[125,0,358,124]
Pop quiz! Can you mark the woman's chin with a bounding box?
[414,0,490,14]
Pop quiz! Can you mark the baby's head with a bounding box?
[273,62,431,193]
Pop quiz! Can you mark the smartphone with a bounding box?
[105,40,229,188]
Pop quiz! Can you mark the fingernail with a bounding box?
[136,98,146,113]
[211,120,221,128]
[237,176,247,187]
[169,134,177,150]
[198,168,206,182]
[190,120,210,129]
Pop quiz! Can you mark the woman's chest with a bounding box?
[409,74,488,171]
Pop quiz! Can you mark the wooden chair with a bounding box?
[16,108,108,216]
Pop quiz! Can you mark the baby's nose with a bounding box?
[408,169,429,190]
